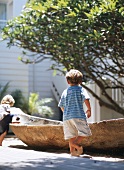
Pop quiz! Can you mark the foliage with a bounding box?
[0,82,10,101]
[11,90,54,117]
[11,89,28,112]
[28,92,54,117]
[1,0,124,115]
[0,83,53,117]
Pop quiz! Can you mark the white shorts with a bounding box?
[63,118,92,140]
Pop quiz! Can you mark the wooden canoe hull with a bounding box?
[10,115,124,150]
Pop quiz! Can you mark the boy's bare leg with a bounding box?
[70,136,84,155]
[69,137,80,151]
[69,137,76,153]
[0,131,7,146]
[75,136,84,145]
[69,137,80,156]
[69,136,85,156]
[74,136,84,155]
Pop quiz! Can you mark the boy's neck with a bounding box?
[67,80,81,86]
[69,83,79,86]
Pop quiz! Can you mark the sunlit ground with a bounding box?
[0,136,124,170]
[3,136,124,162]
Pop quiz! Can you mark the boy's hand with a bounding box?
[86,110,91,118]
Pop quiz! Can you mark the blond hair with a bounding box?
[66,69,83,85]
[1,95,15,107]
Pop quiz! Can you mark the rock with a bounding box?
[10,114,124,150]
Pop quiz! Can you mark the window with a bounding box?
[0,3,7,29]
[0,3,7,20]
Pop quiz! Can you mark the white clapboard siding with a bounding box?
[29,59,61,119]
[0,41,29,96]
[13,0,28,17]
[0,0,61,120]
[29,60,53,98]
[0,42,60,119]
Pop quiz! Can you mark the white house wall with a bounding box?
[0,0,29,96]
[29,59,53,98]
[0,41,29,96]
[0,0,61,120]
[88,82,124,121]
[29,60,61,120]
[7,1,13,19]
[0,41,61,120]
[13,0,27,17]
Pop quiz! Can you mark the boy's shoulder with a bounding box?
[0,104,10,112]
[63,85,84,93]
[68,85,83,90]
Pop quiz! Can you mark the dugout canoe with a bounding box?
[10,111,124,150]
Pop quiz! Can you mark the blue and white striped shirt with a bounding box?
[58,85,90,121]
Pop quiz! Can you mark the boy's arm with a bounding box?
[60,107,64,112]
[84,99,91,118]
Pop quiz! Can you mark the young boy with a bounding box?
[0,95,15,146]
[58,69,92,156]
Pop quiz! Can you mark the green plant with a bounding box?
[11,89,28,111]
[28,93,54,117]
[11,90,54,117]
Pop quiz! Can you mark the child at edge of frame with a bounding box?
[0,95,15,146]
[58,69,92,157]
